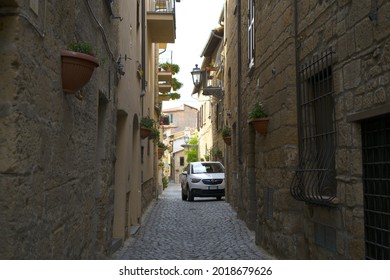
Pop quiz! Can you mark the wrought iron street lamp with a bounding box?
[191,64,202,87]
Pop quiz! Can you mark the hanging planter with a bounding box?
[140,127,152,139]
[61,42,99,93]
[158,147,164,159]
[249,118,270,135]
[223,136,231,145]
[140,116,155,139]
[248,101,269,136]
[221,127,232,146]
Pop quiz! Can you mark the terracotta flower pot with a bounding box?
[223,136,232,146]
[250,118,270,135]
[158,147,164,159]
[61,50,99,93]
[140,127,152,139]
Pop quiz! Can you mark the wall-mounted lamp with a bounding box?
[191,64,202,87]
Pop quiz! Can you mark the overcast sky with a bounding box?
[162,0,225,110]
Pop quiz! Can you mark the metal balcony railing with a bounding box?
[149,0,175,13]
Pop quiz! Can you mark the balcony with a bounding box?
[159,83,172,93]
[158,50,173,84]
[147,0,176,43]
[202,66,223,97]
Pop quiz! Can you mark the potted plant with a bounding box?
[169,92,181,100]
[140,116,155,139]
[159,62,180,75]
[149,126,160,140]
[61,41,99,93]
[170,63,180,75]
[248,101,269,135]
[157,141,167,158]
[171,77,183,91]
[221,127,232,145]
[160,62,172,72]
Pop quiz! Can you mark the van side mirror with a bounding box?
[182,171,187,176]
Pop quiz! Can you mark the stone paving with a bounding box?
[112,183,274,260]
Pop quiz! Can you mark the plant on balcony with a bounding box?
[248,101,269,135]
[221,127,232,146]
[160,62,180,75]
[169,92,181,100]
[171,77,183,91]
[61,41,99,93]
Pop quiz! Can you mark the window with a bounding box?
[291,49,337,206]
[170,114,174,124]
[180,156,184,166]
[248,0,255,69]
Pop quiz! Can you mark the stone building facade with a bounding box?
[1,0,176,259]
[223,0,390,259]
[0,0,119,259]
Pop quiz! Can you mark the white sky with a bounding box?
[161,0,225,110]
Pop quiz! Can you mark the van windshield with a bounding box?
[192,162,224,174]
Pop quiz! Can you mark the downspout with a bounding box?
[141,0,146,116]
[294,0,302,155]
[237,0,244,218]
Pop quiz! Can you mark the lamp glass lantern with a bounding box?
[191,64,202,87]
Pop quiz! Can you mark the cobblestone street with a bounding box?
[113,183,273,260]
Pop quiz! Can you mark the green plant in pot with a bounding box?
[159,62,180,75]
[248,101,269,135]
[68,41,96,55]
[169,92,181,100]
[171,77,183,91]
[221,127,232,145]
[140,116,155,139]
[61,40,99,93]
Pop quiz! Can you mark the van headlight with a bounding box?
[191,178,201,183]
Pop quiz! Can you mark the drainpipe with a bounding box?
[294,0,302,153]
[141,0,146,116]
[237,0,244,219]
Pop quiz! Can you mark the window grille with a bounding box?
[290,49,337,206]
[248,0,255,69]
[362,114,390,260]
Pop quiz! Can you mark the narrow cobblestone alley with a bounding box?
[113,183,273,260]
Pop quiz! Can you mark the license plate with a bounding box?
[208,186,218,190]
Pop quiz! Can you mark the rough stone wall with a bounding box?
[224,0,303,258]
[224,0,389,259]
[0,1,118,259]
[243,0,304,259]
[296,0,390,259]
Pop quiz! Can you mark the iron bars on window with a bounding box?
[290,48,337,206]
